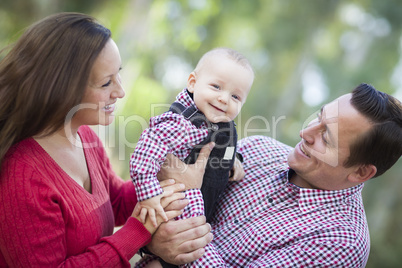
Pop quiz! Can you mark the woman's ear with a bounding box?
[187,72,196,93]
[348,164,377,183]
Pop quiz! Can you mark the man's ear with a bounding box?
[348,164,377,183]
[187,72,196,93]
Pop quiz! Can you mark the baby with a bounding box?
[130,47,254,228]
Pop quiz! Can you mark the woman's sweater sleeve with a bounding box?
[0,160,151,268]
[0,126,152,268]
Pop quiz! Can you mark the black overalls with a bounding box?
[169,100,237,221]
[159,96,238,268]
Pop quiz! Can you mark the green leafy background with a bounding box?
[1,0,401,266]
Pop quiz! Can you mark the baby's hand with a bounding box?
[229,157,245,181]
[132,180,185,235]
[139,194,169,228]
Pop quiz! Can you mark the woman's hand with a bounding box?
[132,180,186,234]
[157,142,215,190]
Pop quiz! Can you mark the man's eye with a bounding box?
[102,80,112,87]
[322,132,329,144]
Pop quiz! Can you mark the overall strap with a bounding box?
[169,102,207,128]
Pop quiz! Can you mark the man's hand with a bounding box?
[150,143,214,264]
[158,142,215,190]
[146,216,213,265]
[229,157,245,181]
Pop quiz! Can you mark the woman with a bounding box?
[0,12,211,267]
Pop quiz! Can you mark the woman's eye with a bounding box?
[102,80,112,87]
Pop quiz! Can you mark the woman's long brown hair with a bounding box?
[0,12,111,167]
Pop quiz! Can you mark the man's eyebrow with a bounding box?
[317,106,325,121]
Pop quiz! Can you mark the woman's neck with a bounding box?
[34,125,81,149]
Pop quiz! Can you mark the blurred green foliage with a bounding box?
[1,0,401,267]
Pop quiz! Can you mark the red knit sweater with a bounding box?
[0,126,151,267]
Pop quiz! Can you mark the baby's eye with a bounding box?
[232,94,240,101]
[212,84,220,90]
[102,80,112,87]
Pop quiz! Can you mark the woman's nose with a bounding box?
[116,85,125,99]
[112,77,125,99]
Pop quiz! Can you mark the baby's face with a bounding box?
[187,55,254,123]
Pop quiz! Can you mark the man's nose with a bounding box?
[300,120,320,144]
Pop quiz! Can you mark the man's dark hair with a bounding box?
[345,83,402,177]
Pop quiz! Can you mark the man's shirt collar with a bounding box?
[286,169,364,214]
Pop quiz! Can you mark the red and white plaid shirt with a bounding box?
[130,89,208,208]
[181,135,370,267]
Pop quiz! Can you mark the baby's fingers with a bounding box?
[157,206,169,223]
[132,203,142,218]
[139,207,148,224]
[149,209,158,228]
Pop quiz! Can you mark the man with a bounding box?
[144,83,402,267]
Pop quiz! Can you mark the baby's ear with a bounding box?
[187,72,196,93]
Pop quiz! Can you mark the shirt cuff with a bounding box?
[135,176,164,202]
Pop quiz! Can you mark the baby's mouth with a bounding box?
[211,104,224,113]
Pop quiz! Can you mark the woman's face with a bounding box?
[72,38,125,127]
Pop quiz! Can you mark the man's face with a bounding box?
[287,93,372,190]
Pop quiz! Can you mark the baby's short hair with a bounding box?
[195,47,254,76]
